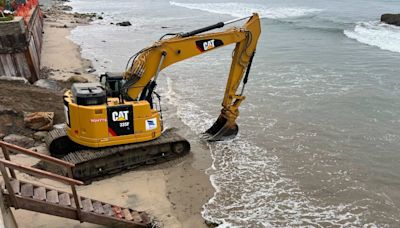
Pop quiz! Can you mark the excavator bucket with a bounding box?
[203,115,239,141]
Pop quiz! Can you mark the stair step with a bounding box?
[82,198,94,212]
[10,179,20,195]
[33,187,46,201]
[93,201,104,214]
[131,211,143,222]
[46,190,59,204]
[112,206,123,219]
[21,183,33,197]
[103,204,113,217]
[122,208,133,221]
[59,193,71,206]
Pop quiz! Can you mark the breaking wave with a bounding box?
[169,1,322,19]
[344,21,400,53]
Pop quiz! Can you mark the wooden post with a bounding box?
[0,186,18,228]
[0,163,18,209]
[1,145,16,179]
[67,168,82,222]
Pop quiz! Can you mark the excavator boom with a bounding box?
[124,13,261,140]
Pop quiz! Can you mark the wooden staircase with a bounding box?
[0,141,152,227]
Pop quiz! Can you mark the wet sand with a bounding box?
[9,2,214,227]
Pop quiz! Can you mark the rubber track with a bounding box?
[42,128,190,183]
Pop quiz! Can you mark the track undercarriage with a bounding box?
[38,128,190,184]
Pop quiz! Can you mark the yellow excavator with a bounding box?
[44,13,261,182]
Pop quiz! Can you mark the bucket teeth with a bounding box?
[203,115,239,141]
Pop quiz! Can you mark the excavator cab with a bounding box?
[100,72,125,99]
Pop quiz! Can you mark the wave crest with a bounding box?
[170,1,322,19]
[344,21,400,53]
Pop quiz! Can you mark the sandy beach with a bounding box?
[5,1,214,227]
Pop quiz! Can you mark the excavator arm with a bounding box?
[123,13,261,140]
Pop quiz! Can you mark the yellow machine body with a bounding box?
[63,13,261,147]
[64,91,162,148]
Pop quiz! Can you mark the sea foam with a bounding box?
[169,1,322,19]
[344,21,400,53]
[165,77,374,227]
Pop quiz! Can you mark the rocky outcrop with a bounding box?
[116,21,132,26]
[24,112,54,131]
[3,134,35,148]
[381,14,400,26]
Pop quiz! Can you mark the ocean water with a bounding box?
[67,0,400,226]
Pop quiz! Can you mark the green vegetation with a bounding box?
[0,15,14,22]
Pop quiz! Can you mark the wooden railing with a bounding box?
[0,140,84,222]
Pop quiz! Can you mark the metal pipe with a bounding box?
[180,15,253,38]
[153,51,167,82]
[224,15,252,26]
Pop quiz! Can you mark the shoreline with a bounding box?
[9,1,215,227]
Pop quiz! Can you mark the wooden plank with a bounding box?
[59,193,71,206]
[0,59,5,75]
[46,190,59,204]
[10,179,20,195]
[33,186,46,201]
[112,206,123,219]
[131,211,143,222]
[11,54,21,76]
[103,204,114,217]
[20,183,34,198]
[0,158,82,186]
[70,196,76,208]
[13,196,78,221]
[92,201,104,214]
[0,142,75,168]
[5,54,16,76]
[0,55,11,76]
[122,208,133,221]
[81,198,94,212]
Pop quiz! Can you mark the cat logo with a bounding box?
[203,39,215,51]
[112,111,129,122]
[196,39,224,52]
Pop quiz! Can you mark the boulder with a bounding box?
[67,75,88,83]
[33,131,48,141]
[24,112,54,131]
[0,133,5,139]
[381,14,400,26]
[116,21,132,26]
[29,144,49,155]
[3,134,35,148]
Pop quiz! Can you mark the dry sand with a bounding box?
[7,2,214,227]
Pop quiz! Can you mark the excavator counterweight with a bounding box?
[43,14,261,182]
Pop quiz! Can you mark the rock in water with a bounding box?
[116,21,132,26]
[24,112,54,131]
[3,134,35,148]
[381,14,400,26]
